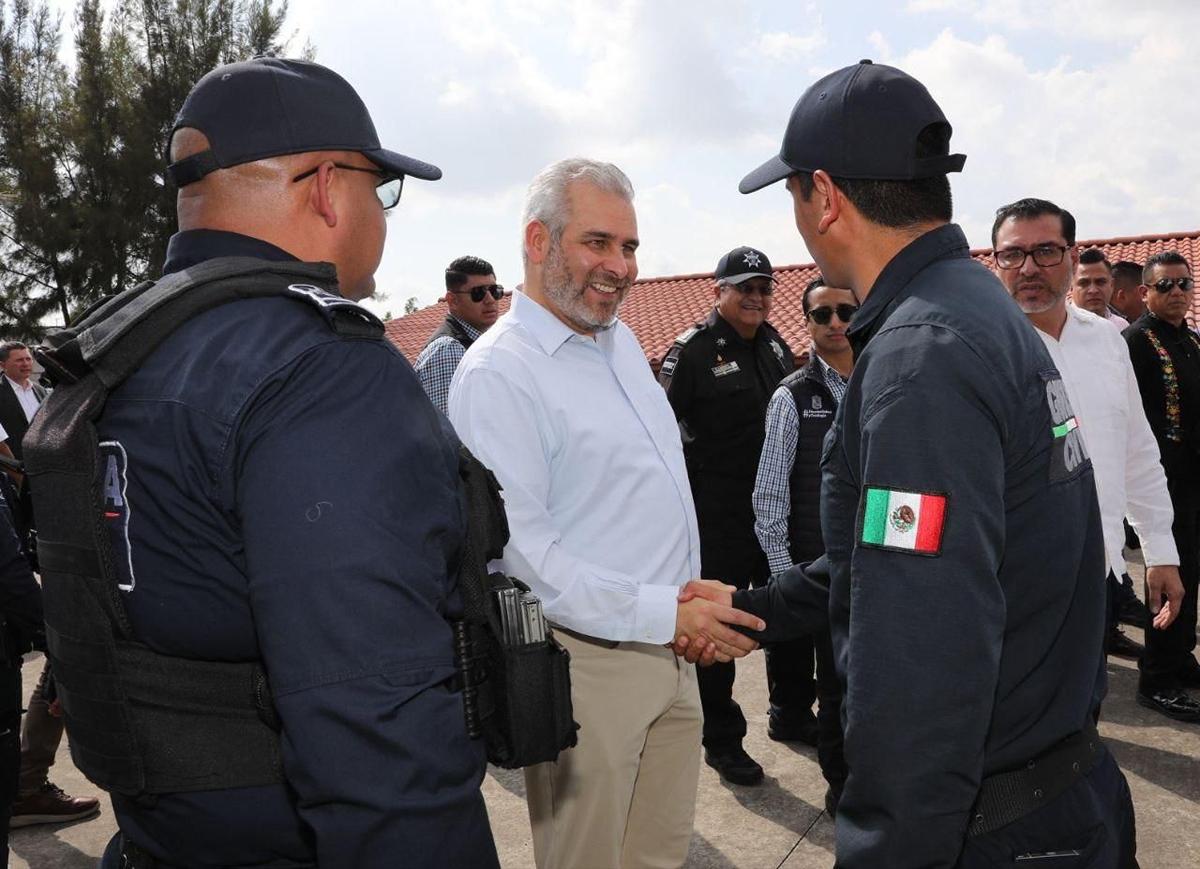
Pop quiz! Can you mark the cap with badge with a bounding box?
[167,57,441,188]
[715,246,775,285]
[739,59,966,194]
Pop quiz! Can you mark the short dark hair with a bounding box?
[792,125,953,229]
[1111,260,1143,287]
[445,255,495,291]
[1143,251,1191,283]
[1077,248,1110,271]
[991,198,1076,247]
[801,277,826,313]
[0,342,28,364]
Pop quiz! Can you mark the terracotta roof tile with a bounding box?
[386,229,1200,367]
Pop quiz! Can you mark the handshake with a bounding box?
[670,580,765,667]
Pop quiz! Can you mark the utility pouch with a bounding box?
[453,447,578,768]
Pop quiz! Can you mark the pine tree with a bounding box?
[0,0,303,338]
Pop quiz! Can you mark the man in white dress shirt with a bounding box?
[1072,247,1128,329]
[991,198,1184,680]
[448,158,764,869]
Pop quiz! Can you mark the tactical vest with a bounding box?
[424,315,476,351]
[782,360,838,564]
[23,257,388,797]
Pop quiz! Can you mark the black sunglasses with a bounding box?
[1150,276,1194,293]
[452,284,505,303]
[807,304,858,325]
[725,280,775,296]
[291,162,404,210]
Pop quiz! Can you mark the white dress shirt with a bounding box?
[5,376,41,423]
[448,291,701,644]
[1035,306,1178,572]
[0,420,7,442]
[1105,310,1129,330]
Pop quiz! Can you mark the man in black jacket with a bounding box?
[681,59,1136,867]
[1124,250,1200,721]
[659,246,794,785]
[751,277,855,813]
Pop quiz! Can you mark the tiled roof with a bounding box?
[385,230,1200,368]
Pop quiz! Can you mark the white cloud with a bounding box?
[757,29,826,61]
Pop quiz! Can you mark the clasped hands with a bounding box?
[669,579,765,667]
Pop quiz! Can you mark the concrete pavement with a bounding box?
[9,556,1200,868]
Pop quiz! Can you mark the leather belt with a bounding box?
[968,725,1104,838]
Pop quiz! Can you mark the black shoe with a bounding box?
[767,712,820,746]
[824,786,840,818]
[1136,688,1200,722]
[1106,628,1144,660]
[704,745,764,786]
[1177,658,1200,690]
[1117,596,1148,630]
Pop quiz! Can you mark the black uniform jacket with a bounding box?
[660,309,794,544]
[734,224,1107,868]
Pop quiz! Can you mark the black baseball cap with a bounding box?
[739,59,965,194]
[167,57,441,187]
[715,246,774,284]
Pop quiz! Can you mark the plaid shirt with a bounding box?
[414,317,482,414]
[752,353,848,575]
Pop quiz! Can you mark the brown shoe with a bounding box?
[9,783,101,828]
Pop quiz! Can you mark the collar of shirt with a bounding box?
[847,223,970,356]
[162,229,299,276]
[1140,310,1196,340]
[4,375,33,394]
[509,290,616,358]
[448,315,483,342]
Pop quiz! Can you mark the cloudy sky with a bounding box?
[55,0,1200,317]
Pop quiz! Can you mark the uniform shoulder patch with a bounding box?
[859,486,947,556]
[674,323,704,347]
[1041,369,1089,482]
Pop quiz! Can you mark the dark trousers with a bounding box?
[813,629,846,801]
[956,749,1137,869]
[18,659,62,797]
[696,543,767,750]
[0,667,22,863]
[1140,477,1200,692]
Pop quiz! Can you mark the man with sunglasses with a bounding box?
[29,58,499,868]
[658,245,794,785]
[1125,251,1200,720]
[416,256,504,413]
[992,198,1185,717]
[752,276,855,814]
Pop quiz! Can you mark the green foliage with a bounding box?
[0,0,303,338]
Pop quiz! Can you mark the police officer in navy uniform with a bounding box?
[41,58,498,868]
[659,247,794,785]
[679,61,1138,866]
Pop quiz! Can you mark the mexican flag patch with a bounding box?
[860,487,947,555]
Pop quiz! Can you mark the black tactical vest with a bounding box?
[23,257,385,797]
[782,358,839,564]
[424,315,476,351]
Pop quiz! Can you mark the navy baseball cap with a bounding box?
[739,60,965,194]
[167,57,441,187]
[715,246,774,284]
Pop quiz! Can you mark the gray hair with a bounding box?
[521,158,634,261]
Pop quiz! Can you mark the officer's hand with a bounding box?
[1146,565,1184,631]
[673,597,764,663]
[670,634,729,666]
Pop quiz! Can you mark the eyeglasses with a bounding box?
[994,245,1069,270]
[807,304,858,325]
[291,162,404,210]
[1149,276,1194,293]
[452,284,505,303]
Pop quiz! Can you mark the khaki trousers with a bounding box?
[526,630,702,869]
